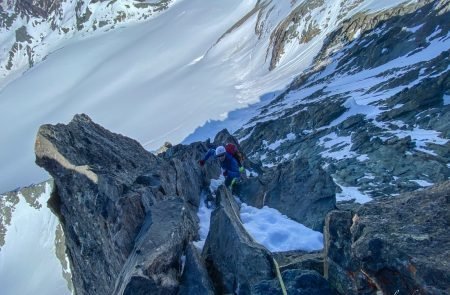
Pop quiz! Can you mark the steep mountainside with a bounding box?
[1,0,449,294]
[1,0,431,194]
[0,0,173,87]
[0,181,72,294]
[237,0,450,202]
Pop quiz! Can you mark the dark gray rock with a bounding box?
[178,243,215,295]
[123,276,159,295]
[252,269,337,295]
[239,157,337,232]
[115,197,196,295]
[324,210,371,295]
[35,114,198,295]
[161,140,225,199]
[273,250,324,276]
[325,181,450,294]
[202,185,274,294]
[263,158,337,231]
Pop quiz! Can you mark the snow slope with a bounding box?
[0,0,258,193]
[0,183,70,295]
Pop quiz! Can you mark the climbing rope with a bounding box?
[272,257,288,295]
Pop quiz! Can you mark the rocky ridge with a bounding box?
[35,114,449,294]
[34,114,338,294]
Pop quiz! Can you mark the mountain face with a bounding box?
[0,181,72,294]
[2,0,443,194]
[237,0,450,202]
[1,0,449,294]
[0,0,173,87]
[34,114,450,294]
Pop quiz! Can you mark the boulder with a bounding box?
[115,197,196,295]
[324,181,450,294]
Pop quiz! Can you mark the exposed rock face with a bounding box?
[116,197,196,295]
[262,158,336,231]
[324,180,450,294]
[3,0,63,18]
[268,0,325,70]
[239,157,337,232]
[237,0,450,201]
[252,269,336,295]
[202,185,274,294]
[35,114,199,295]
[178,243,215,295]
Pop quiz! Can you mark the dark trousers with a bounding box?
[224,176,234,187]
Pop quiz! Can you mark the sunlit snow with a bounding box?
[0,183,70,295]
[193,193,213,250]
[194,177,323,252]
[240,203,324,252]
[335,182,372,204]
[0,0,260,193]
[410,179,434,187]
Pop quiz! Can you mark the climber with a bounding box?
[198,145,241,188]
[225,143,245,173]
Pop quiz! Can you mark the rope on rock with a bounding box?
[223,188,287,295]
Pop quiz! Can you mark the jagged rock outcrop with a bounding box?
[324,180,450,294]
[2,0,63,18]
[36,114,303,295]
[34,113,450,295]
[118,197,196,295]
[202,185,274,294]
[35,114,201,295]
